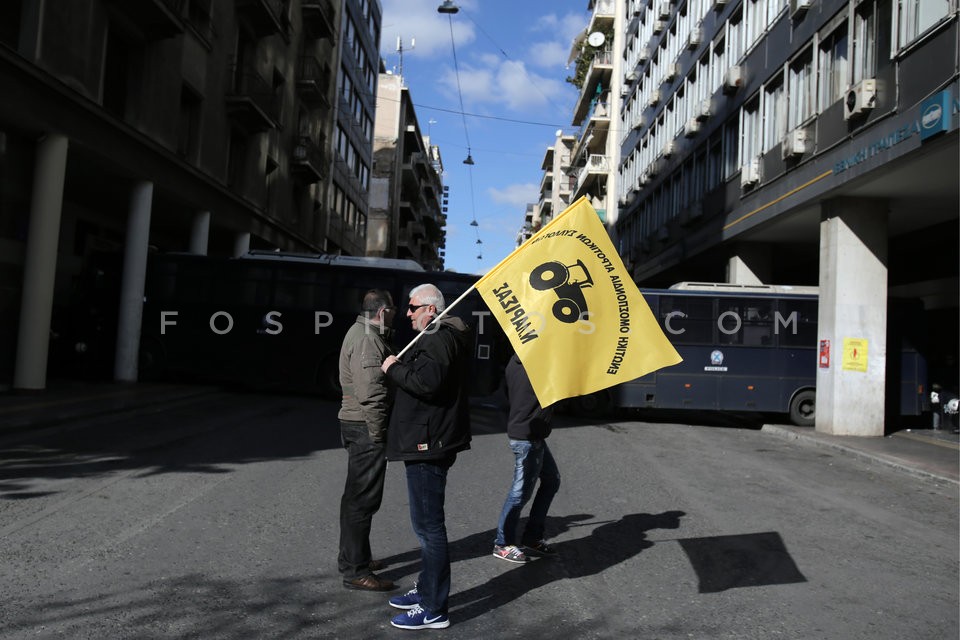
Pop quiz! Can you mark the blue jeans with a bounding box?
[494,439,561,547]
[405,457,456,615]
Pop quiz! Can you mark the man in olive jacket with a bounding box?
[337,289,396,592]
[380,283,472,630]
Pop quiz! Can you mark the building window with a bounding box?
[740,97,760,166]
[177,84,203,161]
[721,121,738,180]
[818,22,848,111]
[897,0,950,49]
[853,1,879,84]
[788,48,815,128]
[762,73,785,152]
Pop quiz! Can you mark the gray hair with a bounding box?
[409,283,445,312]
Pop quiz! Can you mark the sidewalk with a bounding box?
[2,380,957,485]
[763,423,959,485]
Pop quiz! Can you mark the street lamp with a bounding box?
[438,1,459,14]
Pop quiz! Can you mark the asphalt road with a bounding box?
[0,392,956,639]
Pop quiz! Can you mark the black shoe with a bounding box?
[343,574,396,592]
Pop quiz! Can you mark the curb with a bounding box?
[761,424,959,486]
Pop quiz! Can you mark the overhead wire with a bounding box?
[443,10,482,259]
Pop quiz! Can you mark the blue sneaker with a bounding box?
[390,604,450,630]
[389,584,421,610]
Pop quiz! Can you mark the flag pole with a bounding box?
[395,283,477,359]
[395,197,588,360]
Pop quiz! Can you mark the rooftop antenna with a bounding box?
[396,36,415,78]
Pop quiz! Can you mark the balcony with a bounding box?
[588,0,615,31]
[292,135,325,183]
[104,0,183,40]
[296,55,332,108]
[572,49,613,124]
[235,0,287,38]
[226,62,280,133]
[301,1,337,40]
[574,154,610,198]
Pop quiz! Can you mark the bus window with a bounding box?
[777,299,817,347]
[717,298,774,346]
[659,295,712,344]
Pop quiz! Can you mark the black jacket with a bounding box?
[504,353,553,441]
[385,316,473,461]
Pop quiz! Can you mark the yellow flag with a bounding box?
[476,197,682,406]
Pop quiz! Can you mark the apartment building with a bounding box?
[568,0,958,435]
[535,130,577,230]
[567,0,624,226]
[369,71,446,270]
[0,0,382,389]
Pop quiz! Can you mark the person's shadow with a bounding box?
[378,510,685,623]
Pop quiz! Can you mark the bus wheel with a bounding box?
[570,390,610,417]
[530,262,568,290]
[789,390,816,426]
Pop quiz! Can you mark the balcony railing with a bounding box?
[292,136,324,183]
[103,0,184,39]
[296,56,332,108]
[226,61,280,133]
[574,154,610,196]
[301,1,336,39]
[235,0,287,38]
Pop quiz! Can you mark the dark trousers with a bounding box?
[405,456,456,615]
[338,420,387,579]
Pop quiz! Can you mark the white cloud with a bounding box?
[438,59,570,112]
[487,183,538,208]
[379,0,476,60]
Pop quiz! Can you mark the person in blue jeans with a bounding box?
[492,352,561,564]
[381,284,473,630]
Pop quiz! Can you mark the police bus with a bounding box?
[56,251,505,397]
[572,282,929,427]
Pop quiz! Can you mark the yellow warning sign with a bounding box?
[842,338,868,372]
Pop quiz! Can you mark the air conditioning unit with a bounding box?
[687,28,703,49]
[781,128,809,159]
[663,62,681,82]
[661,141,675,158]
[632,114,648,130]
[790,0,812,17]
[637,171,650,187]
[657,1,673,20]
[647,159,660,176]
[653,20,666,34]
[684,118,701,137]
[740,157,761,188]
[621,84,632,97]
[638,46,650,62]
[647,91,661,108]
[723,65,743,94]
[843,78,877,120]
[625,69,638,83]
[696,97,712,121]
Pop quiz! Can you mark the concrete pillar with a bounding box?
[233,231,250,257]
[189,210,210,255]
[816,199,888,436]
[114,181,154,382]
[13,134,69,390]
[727,244,771,285]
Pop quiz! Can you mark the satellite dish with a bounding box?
[587,32,605,47]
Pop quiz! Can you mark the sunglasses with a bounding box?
[408,303,430,313]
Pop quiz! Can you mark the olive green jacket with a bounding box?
[337,315,394,442]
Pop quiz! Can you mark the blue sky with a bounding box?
[379,0,589,275]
